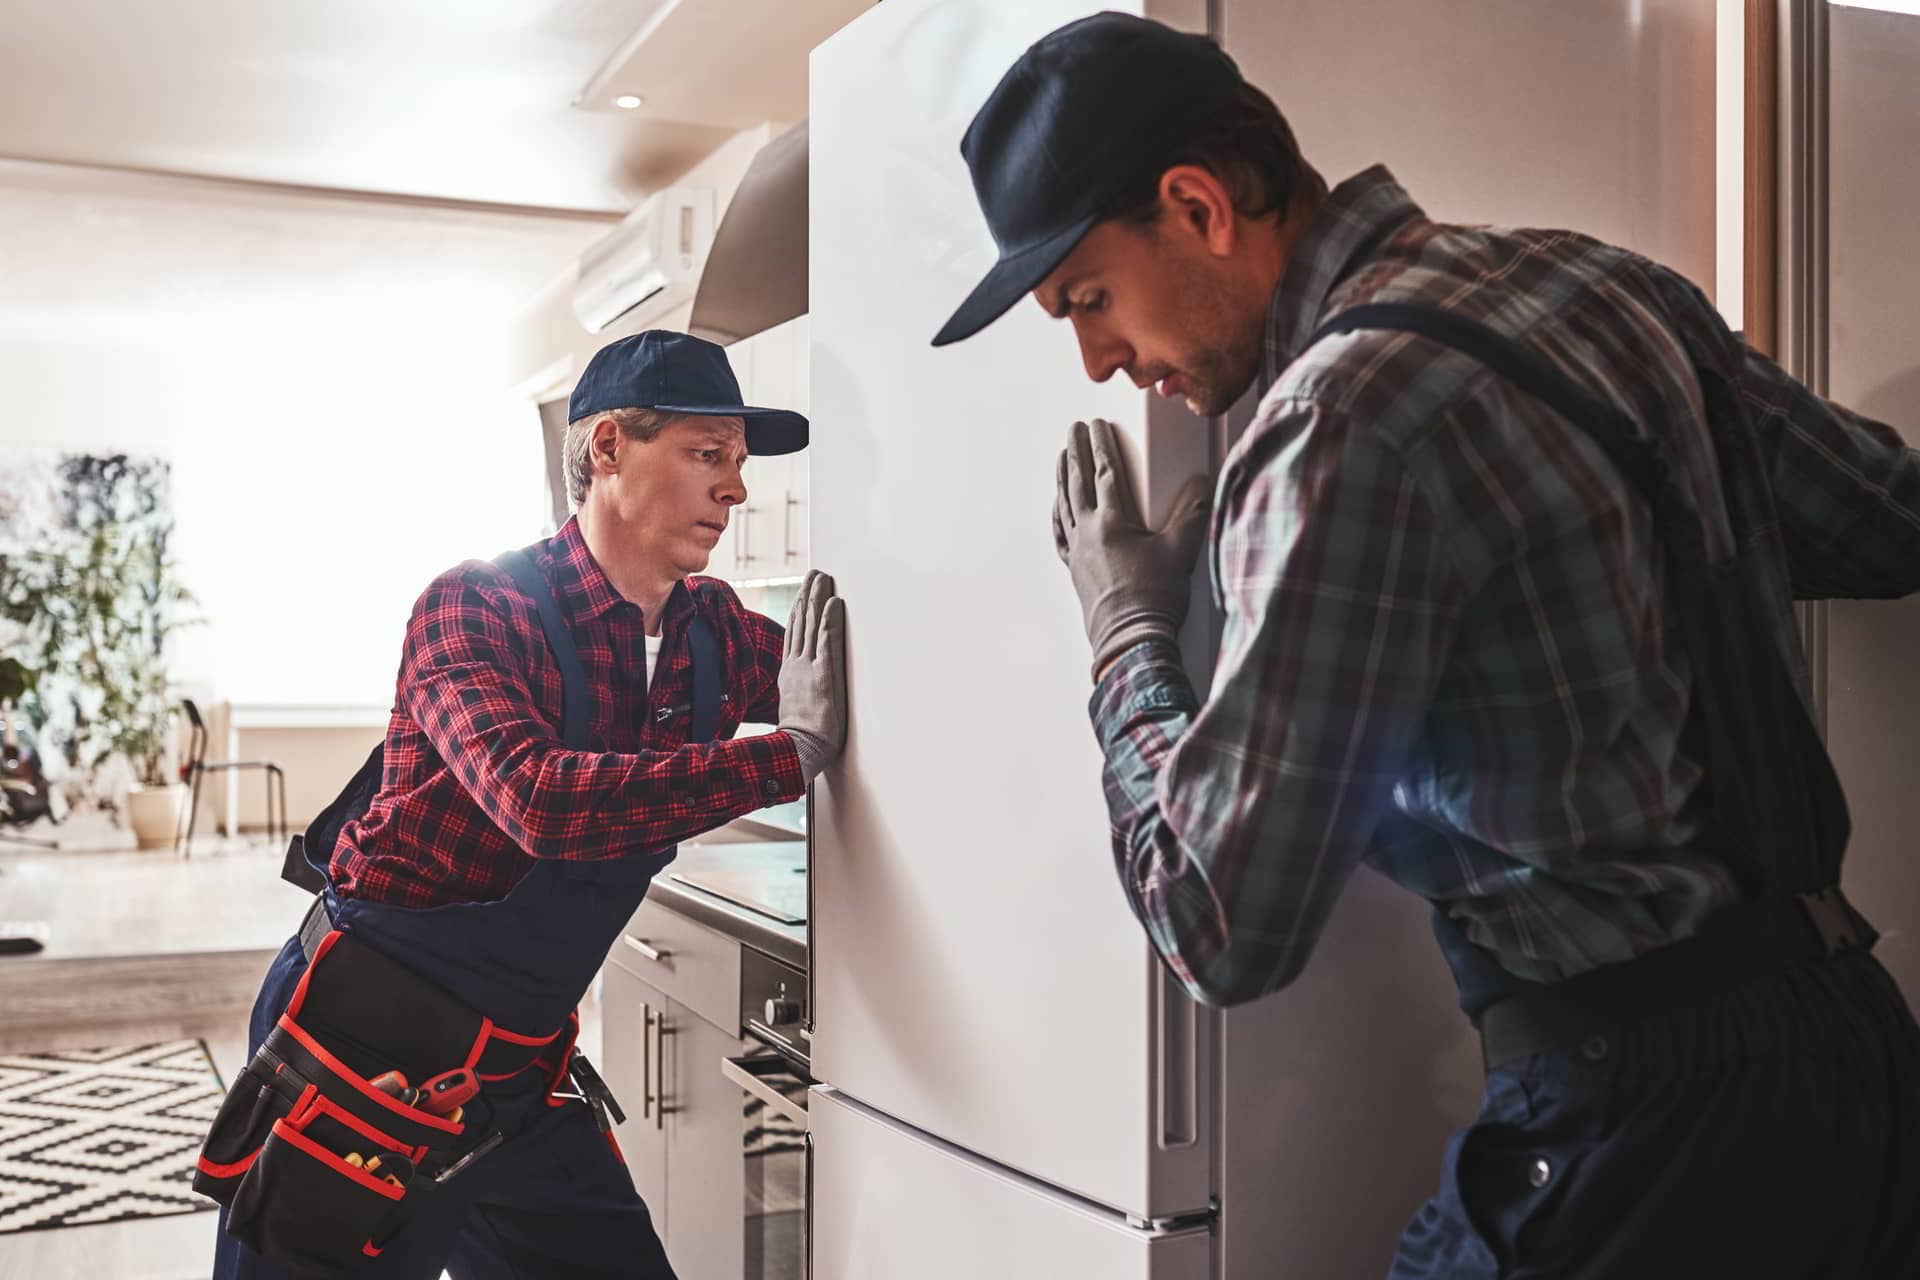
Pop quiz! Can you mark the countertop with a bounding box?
[648,839,807,970]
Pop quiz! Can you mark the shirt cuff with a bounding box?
[1089,636,1194,740]
[757,729,809,805]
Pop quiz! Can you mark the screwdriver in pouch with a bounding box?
[369,1071,423,1107]
[344,1151,406,1189]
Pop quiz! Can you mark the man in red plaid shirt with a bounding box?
[213,330,845,1280]
[326,335,842,910]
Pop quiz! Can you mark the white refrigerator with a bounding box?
[806,1,1720,1275]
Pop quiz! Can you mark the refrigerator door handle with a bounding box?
[1155,966,1198,1149]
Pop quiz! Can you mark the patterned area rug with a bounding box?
[0,1040,224,1235]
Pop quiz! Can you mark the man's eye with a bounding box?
[695,449,720,462]
[1076,293,1106,314]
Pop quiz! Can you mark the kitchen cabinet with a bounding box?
[604,895,759,1280]
[603,960,670,1223]
[714,316,811,583]
[661,1006,747,1280]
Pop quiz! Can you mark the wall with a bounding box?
[0,162,607,713]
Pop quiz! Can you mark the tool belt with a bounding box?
[1478,886,1878,1073]
[194,898,624,1276]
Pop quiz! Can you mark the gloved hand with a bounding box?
[777,569,848,783]
[1052,418,1211,681]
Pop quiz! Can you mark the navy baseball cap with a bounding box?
[569,330,808,456]
[932,13,1244,348]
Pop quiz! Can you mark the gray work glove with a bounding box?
[777,569,848,783]
[1052,419,1211,681]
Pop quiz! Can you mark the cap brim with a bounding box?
[650,403,809,456]
[930,211,1100,348]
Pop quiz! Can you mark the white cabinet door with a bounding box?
[810,1088,1210,1280]
[784,316,811,573]
[661,1003,746,1280]
[602,962,669,1230]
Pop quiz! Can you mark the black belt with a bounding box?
[298,892,332,963]
[293,895,621,1129]
[1479,887,1877,1073]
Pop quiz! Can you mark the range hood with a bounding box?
[688,119,808,346]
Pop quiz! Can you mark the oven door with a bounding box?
[720,1050,811,1280]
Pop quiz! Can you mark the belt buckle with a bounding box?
[1798,888,1866,955]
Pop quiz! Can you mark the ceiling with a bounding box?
[0,0,870,212]
[0,160,599,349]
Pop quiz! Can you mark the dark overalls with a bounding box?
[1303,306,1920,1279]
[212,549,716,1279]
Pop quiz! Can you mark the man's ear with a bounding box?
[1158,164,1237,257]
[590,415,623,478]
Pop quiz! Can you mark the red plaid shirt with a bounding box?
[330,517,804,908]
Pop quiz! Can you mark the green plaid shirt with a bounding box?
[1091,167,1920,1005]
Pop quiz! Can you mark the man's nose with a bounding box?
[1076,323,1130,384]
[716,462,747,505]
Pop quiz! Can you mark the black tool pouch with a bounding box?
[195,927,535,1275]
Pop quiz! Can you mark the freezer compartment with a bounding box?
[809,1087,1213,1280]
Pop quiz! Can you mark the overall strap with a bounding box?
[1311,302,1683,517]
[687,614,722,744]
[495,548,590,751]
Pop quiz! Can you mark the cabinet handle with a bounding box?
[622,935,670,964]
[640,1003,653,1121]
[652,1011,670,1130]
[784,493,799,561]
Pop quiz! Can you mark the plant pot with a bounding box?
[127,783,187,850]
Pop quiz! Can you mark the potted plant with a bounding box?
[0,456,197,846]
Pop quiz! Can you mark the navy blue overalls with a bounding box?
[213,548,715,1279]
[1303,305,1920,1279]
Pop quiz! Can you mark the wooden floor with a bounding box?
[0,824,607,1277]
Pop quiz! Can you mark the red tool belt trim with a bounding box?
[272,1120,407,1201]
[196,1148,261,1180]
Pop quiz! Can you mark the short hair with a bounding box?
[1103,80,1319,228]
[561,406,671,508]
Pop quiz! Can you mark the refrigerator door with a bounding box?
[1825,3,1920,1007]
[809,0,1214,1220]
[809,1087,1213,1280]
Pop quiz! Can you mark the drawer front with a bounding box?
[608,897,741,1034]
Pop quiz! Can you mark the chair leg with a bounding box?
[274,767,289,844]
[178,764,204,858]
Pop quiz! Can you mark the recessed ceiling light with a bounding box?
[614,95,644,110]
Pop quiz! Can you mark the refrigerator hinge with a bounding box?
[1124,1198,1218,1236]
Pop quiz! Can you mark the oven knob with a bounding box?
[764,996,801,1026]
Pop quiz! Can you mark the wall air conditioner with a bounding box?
[572,186,714,334]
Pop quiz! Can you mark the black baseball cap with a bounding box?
[931,12,1244,348]
[569,330,808,456]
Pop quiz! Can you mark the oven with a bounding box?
[718,946,812,1280]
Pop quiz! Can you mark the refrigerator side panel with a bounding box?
[809,0,1214,1217]
[809,1088,1213,1280]
[1219,872,1481,1277]
[1209,0,1721,1268]
[1222,0,1718,290]
[1825,5,1920,1005]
